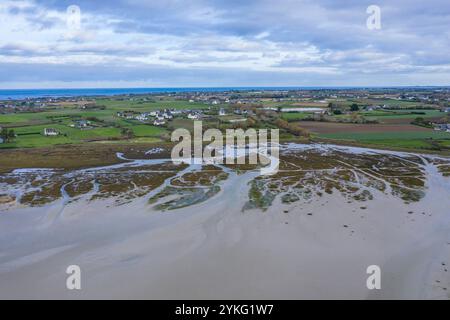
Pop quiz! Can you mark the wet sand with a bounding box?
[0,145,449,299]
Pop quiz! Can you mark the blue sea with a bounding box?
[0,87,338,100]
[0,86,445,100]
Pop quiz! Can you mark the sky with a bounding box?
[0,0,449,89]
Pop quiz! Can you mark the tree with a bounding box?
[0,128,15,143]
[0,128,7,142]
[120,127,134,139]
[350,103,359,112]
[7,129,15,142]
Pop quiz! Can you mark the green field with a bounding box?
[94,98,209,111]
[129,124,167,137]
[0,124,123,148]
[318,131,450,149]
[0,99,183,148]
[0,120,166,148]
[331,109,445,121]
[365,109,444,120]
[0,98,209,126]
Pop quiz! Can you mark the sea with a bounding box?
[0,86,445,100]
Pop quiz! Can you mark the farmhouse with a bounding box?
[43,128,59,136]
[73,120,90,129]
[219,108,226,116]
[162,111,173,119]
[135,113,149,121]
[433,123,450,132]
[80,103,97,109]
[117,111,135,119]
[365,105,382,111]
[153,119,166,126]
[188,113,200,120]
[170,110,182,116]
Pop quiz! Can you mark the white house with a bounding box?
[219,108,226,116]
[162,111,173,120]
[74,120,89,129]
[365,105,382,111]
[135,113,149,121]
[188,113,200,120]
[153,119,166,126]
[155,114,165,121]
[44,128,59,136]
[433,122,450,132]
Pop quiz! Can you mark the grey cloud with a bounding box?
[2,0,450,86]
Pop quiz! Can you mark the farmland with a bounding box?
[0,88,449,154]
[298,121,450,150]
[0,97,182,148]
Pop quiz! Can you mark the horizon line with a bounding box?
[2,85,450,91]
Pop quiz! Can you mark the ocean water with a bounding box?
[0,86,430,100]
[0,87,300,100]
[0,86,444,100]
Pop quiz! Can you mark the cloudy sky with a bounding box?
[0,0,449,88]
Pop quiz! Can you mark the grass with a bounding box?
[0,124,123,148]
[319,131,450,140]
[318,131,450,149]
[365,109,443,120]
[0,101,172,148]
[330,110,445,122]
[130,125,167,137]
[94,98,209,111]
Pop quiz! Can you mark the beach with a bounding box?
[0,144,449,299]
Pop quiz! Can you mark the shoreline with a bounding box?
[0,144,449,299]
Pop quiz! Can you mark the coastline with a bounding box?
[0,144,449,299]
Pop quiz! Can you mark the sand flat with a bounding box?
[0,144,449,299]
